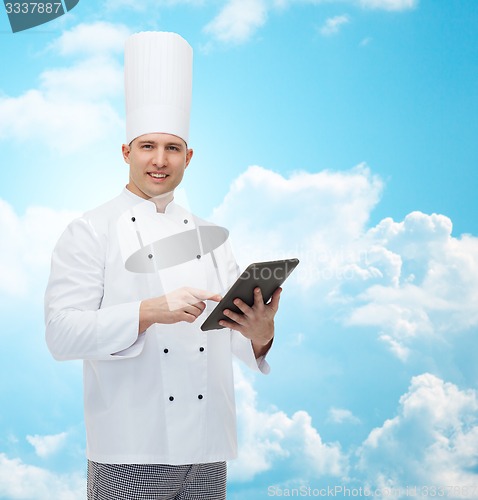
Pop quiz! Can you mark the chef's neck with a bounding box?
[149,191,174,213]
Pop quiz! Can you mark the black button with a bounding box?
[131,217,136,222]
[199,347,204,352]
[148,254,153,259]
[198,394,203,400]
[184,219,188,224]
[164,348,169,354]
[169,396,174,402]
[196,255,201,259]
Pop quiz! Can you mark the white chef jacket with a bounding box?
[44,188,269,465]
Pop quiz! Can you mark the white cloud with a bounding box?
[26,432,68,458]
[358,0,417,11]
[230,364,347,482]
[0,90,122,155]
[0,454,84,500]
[213,166,478,360]
[0,198,78,299]
[232,368,478,490]
[360,36,373,46]
[211,164,383,289]
[320,15,351,36]
[0,23,127,154]
[379,333,410,361]
[39,57,123,101]
[327,407,361,425]
[201,0,416,44]
[103,0,145,10]
[103,0,203,11]
[345,212,478,359]
[204,0,267,44]
[356,373,478,490]
[51,21,130,56]
[231,372,478,492]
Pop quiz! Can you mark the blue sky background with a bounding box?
[1,1,478,499]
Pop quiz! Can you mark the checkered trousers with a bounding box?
[87,460,227,500]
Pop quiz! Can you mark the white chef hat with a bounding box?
[124,31,193,145]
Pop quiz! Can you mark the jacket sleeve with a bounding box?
[215,239,271,374]
[44,217,145,361]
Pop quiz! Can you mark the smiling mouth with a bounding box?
[148,172,168,179]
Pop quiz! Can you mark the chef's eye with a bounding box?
[167,145,181,152]
[141,143,154,149]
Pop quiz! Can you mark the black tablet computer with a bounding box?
[200,258,299,332]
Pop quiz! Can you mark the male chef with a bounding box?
[44,31,281,499]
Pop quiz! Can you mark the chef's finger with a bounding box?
[219,318,243,333]
[231,298,253,315]
[223,308,246,326]
[190,301,207,313]
[191,301,207,313]
[186,287,223,302]
[267,287,282,312]
[207,294,222,302]
[183,303,205,318]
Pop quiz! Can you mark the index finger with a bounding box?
[186,287,223,303]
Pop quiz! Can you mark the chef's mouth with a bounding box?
[147,172,168,179]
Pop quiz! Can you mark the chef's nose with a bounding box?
[152,147,167,167]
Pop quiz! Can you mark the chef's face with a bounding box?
[122,132,193,200]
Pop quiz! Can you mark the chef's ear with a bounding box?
[122,143,131,164]
[185,148,194,168]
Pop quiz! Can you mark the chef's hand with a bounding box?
[139,287,222,332]
[219,287,282,359]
